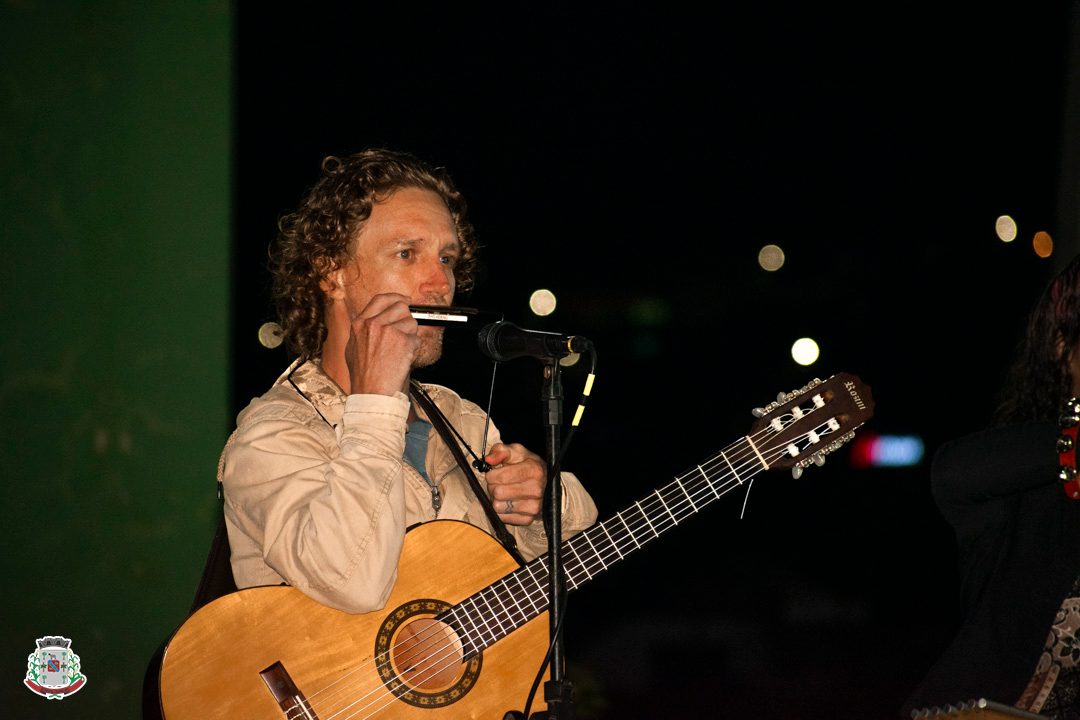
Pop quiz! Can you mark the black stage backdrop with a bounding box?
[233,5,1078,718]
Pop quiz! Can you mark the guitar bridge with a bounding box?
[260,660,320,719]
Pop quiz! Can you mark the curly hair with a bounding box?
[269,149,479,360]
[994,254,1080,425]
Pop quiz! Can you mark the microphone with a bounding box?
[477,320,591,362]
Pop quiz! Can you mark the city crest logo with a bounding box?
[24,636,87,699]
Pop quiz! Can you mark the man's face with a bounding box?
[339,186,459,368]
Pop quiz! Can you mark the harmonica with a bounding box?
[409,305,482,326]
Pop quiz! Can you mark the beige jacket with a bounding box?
[219,360,598,614]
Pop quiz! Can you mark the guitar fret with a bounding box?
[510,568,541,616]
[634,501,659,538]
[617,510,642,549]
[489,586,514,639]
[567,542,592,583]
[692,472,717,507]
[488,582,515,634]
[654,490,678,526]
[504,578,527,626]
[457,597,484,651]
[699,464,721,498]
[467,594,499,647]
[485,593,507,642]
[675,476,698,511]
[446,606,478,656]
[582,530,608,573]
[600,522,625,560]
[500,580,526,632]
[719,450,743,484]
[524,561,546,594]
[523,562,548,616]
[503,579,524,626]
[744,435,769,470]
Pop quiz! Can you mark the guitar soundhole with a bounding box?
[374,598,482,708]
[393,617,464,688]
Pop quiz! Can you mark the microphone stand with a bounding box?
[537,358,574,719]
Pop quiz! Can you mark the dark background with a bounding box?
[231,5,1078,718]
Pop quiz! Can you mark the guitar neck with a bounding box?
[441,372,872,657]
[443,434,782,655]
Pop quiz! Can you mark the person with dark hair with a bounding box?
[218,148,598,614]
[903,255,1080,717]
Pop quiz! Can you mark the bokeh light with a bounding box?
[995,215,1017,242]
[529,288,557,316]
[849,432,926,468]
[758,244,785,271]
[1033,230,1053,258]
[791,337,820,366]
[258,322,283,349]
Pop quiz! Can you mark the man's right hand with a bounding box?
[344,293,419,396]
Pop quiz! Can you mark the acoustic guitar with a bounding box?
[157,372,874,719]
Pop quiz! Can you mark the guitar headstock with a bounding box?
[750,372,875,477]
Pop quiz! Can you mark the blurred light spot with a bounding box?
[791,337,820,366]
[1033,231,1053,258]
[758,244,785,271]
[995,215,1017,242]
[629,297,671,326]
[529,289,557,317]
[559,353,581,367]
[258,322,284,349]
[849,432,925,468]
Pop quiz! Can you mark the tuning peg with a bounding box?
[814,454,826,467]
[777,392,787,402]
[752,407,766,418]
[791,466,804,479]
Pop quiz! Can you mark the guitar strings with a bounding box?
[287,406,838,720]
[296,415,831,720]
[290,413,830,720]
[334,440,815,720]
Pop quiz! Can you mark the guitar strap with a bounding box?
[409,380,526,567]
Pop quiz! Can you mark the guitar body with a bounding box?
[158,521,550,720]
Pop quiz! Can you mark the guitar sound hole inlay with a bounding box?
[374,598,482,708]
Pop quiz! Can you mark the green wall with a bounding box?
[1,2,231,716]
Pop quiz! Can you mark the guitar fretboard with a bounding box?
[439,420,825,657]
